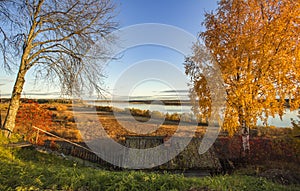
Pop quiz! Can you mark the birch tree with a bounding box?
[0,0,118,137]
[185,0,300,137]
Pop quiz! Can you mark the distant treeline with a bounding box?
[94,99,192,106]
[0,98,74,104]
[128,100,192,106]
[95,105,208,125]
[0,98,295,108]
[97,99,294,107]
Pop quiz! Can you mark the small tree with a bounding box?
[0,0,118,136]
[185,0,300,153]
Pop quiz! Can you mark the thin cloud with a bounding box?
[159,89,189,94]
[22,91,61,96]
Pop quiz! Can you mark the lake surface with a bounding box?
[91,101,299,128]
[94,101,192,113]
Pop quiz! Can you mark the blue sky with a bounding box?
[0,0,219,99]
[116,0,217,34]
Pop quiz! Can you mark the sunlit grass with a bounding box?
[0,133,299,191]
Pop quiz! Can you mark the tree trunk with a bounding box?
[238,108,250,158]
[2,5,37,138]
[241,126,250,152]
[240,119,250,159]
[3,66,27,138]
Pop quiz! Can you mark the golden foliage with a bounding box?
[185,0,300,135]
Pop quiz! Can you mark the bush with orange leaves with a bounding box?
[15,100,53,145]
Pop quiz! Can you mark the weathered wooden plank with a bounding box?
[5,142,32,148]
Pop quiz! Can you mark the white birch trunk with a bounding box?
[3,67,27,137]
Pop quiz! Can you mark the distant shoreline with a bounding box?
[1,97,295,108]
[94,99,192,106]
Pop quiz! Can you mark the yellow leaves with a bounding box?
[186,0,300,135]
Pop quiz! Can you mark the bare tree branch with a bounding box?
[0,0,118,135]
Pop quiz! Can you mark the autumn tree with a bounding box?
[185,0,300,136]
[0,0,118,137]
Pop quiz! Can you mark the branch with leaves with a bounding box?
[185,0,300,135]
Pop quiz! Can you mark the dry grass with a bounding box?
[72,109,207,142]
[1,102,296,143]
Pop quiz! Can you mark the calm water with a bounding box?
[91,101,299,128]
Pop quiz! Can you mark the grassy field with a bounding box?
[1,135,300,191]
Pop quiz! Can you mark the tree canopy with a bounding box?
[185,0,300,135]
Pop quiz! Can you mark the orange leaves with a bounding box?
[15,100,53,144]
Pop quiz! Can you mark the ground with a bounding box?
[0,101,300,190]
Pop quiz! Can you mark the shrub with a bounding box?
[130,108,150,117]
[180,113,193,123]
[96,106,114,112]
[168,113,180,121]
[151,111,164,119]
[15,100,53,144]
